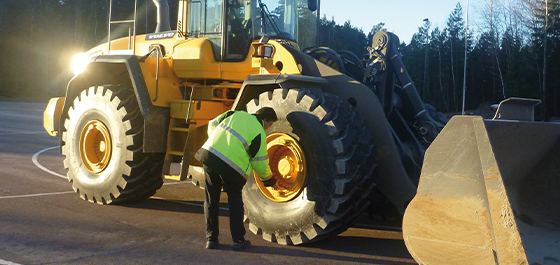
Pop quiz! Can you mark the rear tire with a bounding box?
[338,50,365,81]
[243,88,376,245]
[62,85,165,204]
[306,47,346,73]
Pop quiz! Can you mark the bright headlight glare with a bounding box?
[72,53,89,75]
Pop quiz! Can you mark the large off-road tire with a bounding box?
[243,88,376,245]
[338,50,365,82]
[62,85,165,204]
[305,47,346,73]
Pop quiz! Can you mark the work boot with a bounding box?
[232,239,251,251]
[206,239,219,249]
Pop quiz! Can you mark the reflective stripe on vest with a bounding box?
[218,123,250,154]
[210,119,219,129]
[206,146,248,178]
[203,111,271,180]
[250,155,268,162]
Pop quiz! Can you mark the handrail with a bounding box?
[139,46,162,102]
[108,0,137,55]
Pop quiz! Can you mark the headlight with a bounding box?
[72,53,89,75]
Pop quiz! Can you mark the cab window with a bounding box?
[224,0,252,61]
[188,0,223,60]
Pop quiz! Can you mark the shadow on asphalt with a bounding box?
[122,198,414,264]
[203,239,415,264]
[121,197,236,218]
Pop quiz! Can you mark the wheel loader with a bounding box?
[43,0,559,263]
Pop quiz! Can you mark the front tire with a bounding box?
[243,88,376,245]
[62,85,165,204]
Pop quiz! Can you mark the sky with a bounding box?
[320,0,470,44]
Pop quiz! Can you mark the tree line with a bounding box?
[0,0,558,120]
[0,0,171,100]
[318,0,560,120]
[406,0,560,120]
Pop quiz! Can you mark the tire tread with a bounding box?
[245,88,377,245]
[61,85,164,205]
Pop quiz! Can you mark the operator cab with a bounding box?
[181,0,317,62]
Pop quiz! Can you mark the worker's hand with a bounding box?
[272,183,279,190]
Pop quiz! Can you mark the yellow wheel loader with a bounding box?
[42,0,559,263]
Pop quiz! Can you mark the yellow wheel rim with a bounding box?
[79,120,112,173]
[256,133,306,202]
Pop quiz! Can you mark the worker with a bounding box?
[195,107,278,250]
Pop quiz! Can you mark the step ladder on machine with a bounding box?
[164,87,197,181]
[107,0,195,181]
[107,0,137,55]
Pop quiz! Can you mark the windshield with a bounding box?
[251,0,317,49]
[185,0,318,60]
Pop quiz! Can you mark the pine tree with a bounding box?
[446,2,466,111]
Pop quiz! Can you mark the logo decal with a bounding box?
[146,31,176,40]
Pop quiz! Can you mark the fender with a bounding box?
[62,55,169,153]
[232,74,328,110]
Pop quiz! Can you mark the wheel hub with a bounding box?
[79,120,112,173]
[256,133,306,202]
[277,157,292,176]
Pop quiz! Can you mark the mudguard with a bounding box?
[62,55,169,153]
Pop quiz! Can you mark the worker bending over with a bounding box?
[195,107,278,250]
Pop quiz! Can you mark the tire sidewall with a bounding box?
[64,89,132,193]
[243,96,337,234]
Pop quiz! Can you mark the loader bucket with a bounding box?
[402,115,560,265]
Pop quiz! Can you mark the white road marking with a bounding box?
[0,110,43,120]
[0,191,75,200]
[0,131,45,136]
[0,186,184,200]
[162,182,190,186]
[0,259,22,265]
[31,146,66,179]
[30,147,215,209]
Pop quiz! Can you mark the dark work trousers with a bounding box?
[203,162,247,242]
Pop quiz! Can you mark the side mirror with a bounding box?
[308,0,317,11]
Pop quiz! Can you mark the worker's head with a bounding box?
[255,107,277,130]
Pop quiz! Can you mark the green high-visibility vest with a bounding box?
[201,110,272,181]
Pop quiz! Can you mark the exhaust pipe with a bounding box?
[153,0,171,32]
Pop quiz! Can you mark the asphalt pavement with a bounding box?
[0,101,416,265]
